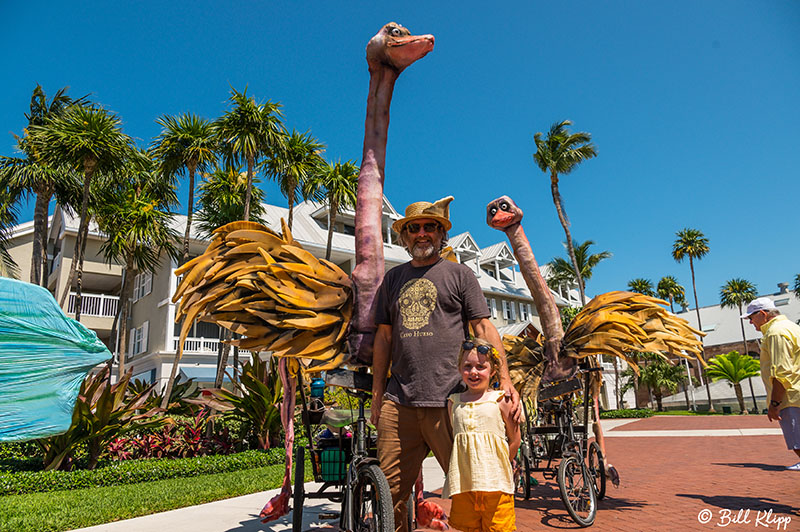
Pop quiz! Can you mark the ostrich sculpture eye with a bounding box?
[490,206,498,216]
[390,27,402,36]
[500,201,510,211]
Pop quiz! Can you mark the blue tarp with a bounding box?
[0,278,111,442]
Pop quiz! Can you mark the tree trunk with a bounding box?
[182,163,196,264]
[734,383,745,414]
[689,257,714,412]
[287,179,296,230]
[243,154,254,222]
[68,160,96,323]
[655,391,663,412]
[737,303,758,412]
[550,172,585,304]
[613,358,620,408]
[214,330,233,389]
[116,259,135,380]
[326,198,338,261]
[30,191,50,285]
[40,195,52,287]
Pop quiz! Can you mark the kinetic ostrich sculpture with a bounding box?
[486,195,707,485]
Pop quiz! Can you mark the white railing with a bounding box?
[68,292,119,317]
[172,337,251,356]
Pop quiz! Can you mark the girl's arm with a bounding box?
[499,396,521,459]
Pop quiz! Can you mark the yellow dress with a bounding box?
[442,390,514,498]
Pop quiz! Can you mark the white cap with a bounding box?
[740,297,777,318]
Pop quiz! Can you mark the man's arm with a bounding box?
[768,378,786,422]
[370,323,392,426]
[471,317,520,420]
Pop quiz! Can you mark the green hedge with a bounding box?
[599,408,654,419]
[0,448,288,496]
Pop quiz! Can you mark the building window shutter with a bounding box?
[129,328,135,357]
[491,298,497,319]
[141,321,149,353]
[519,303,526,321]
[143,273,152,297]
[527,304,533,318]
[502,300,509,320]
[132,273,141,302]
[510,301,516,321]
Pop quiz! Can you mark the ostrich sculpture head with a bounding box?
[366,22,434,73]
[486,195,523,229]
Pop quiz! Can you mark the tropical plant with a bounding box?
[707,351,760,414]
[94,154,180,378]
[128,375,199,418]
[657,275,686,313]
[621,354,687,411]
[28,103,138,322]
[0,186,20,278]
[214,86,285,221]
[196,355,283,449]
[672,227,713,411]
[0,85,85,285]
[263,129,325,230]
[559,305,582,330]
[793,274,800,298]
[628,278,655,296]
[195,165,266,239]
[35,367,168,471]
[302,159,359,260]
[150,113,217,264]
[533,120,598,304]
[545,239,611,296]
[719,278,759,411]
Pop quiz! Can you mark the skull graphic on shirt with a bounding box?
[398,278,437,330]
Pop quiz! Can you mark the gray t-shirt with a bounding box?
[374,259,490,407]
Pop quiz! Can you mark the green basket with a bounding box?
[320,448,347,482]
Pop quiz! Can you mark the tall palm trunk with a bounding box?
[60,157,96,323]
[326,197,338,261]
[31,190,51,286]
[40,196,51,287]
[689,257,714,412]
[243,154,254,221]
[613,357,621,408]
[734,383,745,414]
[737,302,758,411]
[116,258,135,379]
[286,179,297,230]
[550,172,585,304]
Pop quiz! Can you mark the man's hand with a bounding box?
[501,379,521,423]
[767,404,782,422]
[370,393,383,426]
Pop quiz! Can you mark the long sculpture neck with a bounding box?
[349,65,399,364]
[504,223,572,379]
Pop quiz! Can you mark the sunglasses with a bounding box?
[404,222,440,234]
[462,341,494,355]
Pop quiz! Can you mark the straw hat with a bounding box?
[391,196,454,233]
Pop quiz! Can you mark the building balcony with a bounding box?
[172,337,251,356]
[68,292,119,318]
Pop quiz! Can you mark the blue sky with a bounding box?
[1,1,798,309]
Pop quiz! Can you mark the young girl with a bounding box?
[443,338,521,532]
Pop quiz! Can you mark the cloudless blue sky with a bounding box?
[2,1,798,309]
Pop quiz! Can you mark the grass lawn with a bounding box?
[0,461,312,532]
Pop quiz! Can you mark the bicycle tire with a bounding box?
[587,441,606,500]
[514,449,532,500]
[292,446,305,532]
[353,463,394,532]
[557,455,597,527]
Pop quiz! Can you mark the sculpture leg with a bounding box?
[591,394,619,488]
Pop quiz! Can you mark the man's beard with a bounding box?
[409,240,437,261]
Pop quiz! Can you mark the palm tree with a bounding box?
[0,187,20,278]
[621,354,687,411]
[195,164,267,390]
[533,120,597,304]
[672,227,713,411]
[28,103,137,322]
[214,86,285,221]
[720,278,759,411]
[793,274,800,298]
[545,239,611,298]
[628,278,655,296]
[0,85,84,285]
[150,113,217,265]
[94,156,179,379]
[302,159,359,261]
[263,129,325,230]
[657,276,686,313]
[707,351,760,414]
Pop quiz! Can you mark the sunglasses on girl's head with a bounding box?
[404,222,440,234]
[462,341,493,355]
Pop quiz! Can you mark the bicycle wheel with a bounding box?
[292,446,305,532]
[587,441,606,500]
[514,449,532,500]
[353,463,394,532]
[557,455,597,527]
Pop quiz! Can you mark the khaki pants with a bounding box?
[377,400,454,532]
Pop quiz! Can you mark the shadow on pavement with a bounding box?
[712,461,787,472]
[676,493,799,516]
[224,500,339,532]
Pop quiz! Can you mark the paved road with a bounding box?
[73,416,799,532]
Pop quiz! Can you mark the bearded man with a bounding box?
[370,196,518,532]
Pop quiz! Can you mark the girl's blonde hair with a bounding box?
[458,337,501,387]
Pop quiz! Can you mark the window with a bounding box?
[490,298,498,319]
[510,300,516,321]
[775,298,790,306]
[132,272,152,302]
[129,321,149,356]
[502,300,509,320]
[527,304,533,319]
[519,302,527,321]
